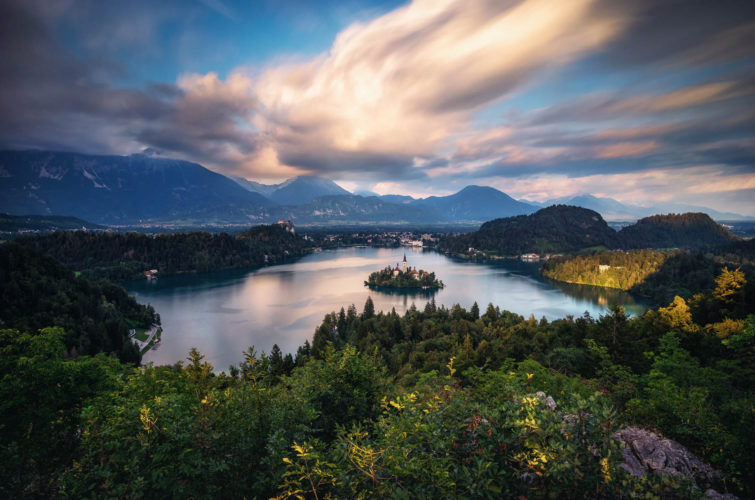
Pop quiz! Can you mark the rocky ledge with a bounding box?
[613,427,738,499]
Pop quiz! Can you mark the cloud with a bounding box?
[0,0,753,213]
[0,0,258,169]
[247,0,625,174]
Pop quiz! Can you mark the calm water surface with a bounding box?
[126,247,646,369]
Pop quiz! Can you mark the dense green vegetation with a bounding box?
[541,249,674,290]
[619,213,737,249]
[365,265,444,289]
[440,207,739,257]
[0,242,155,362]
[2,262,752,497]
[541,241,755,307]
[15,223,308,281]
[440,205,620,255]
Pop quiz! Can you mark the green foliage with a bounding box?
[440,205,620,255]
[15,223,308,281]
[541,249,676,290]
[0,242,154,362]
[618,212,737,250]
[2,264,753,497]
[0,327,122,498]
[543,248,754,309]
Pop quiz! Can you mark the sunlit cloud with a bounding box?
[0,0,753,213]
[232,0,626,175]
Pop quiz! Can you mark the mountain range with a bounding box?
[0,150,750,226]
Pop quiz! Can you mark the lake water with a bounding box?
[126,247,646,369]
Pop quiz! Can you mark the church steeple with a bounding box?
[402,253,407,273]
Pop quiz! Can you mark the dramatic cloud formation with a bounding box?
[0,0,753,213]
[248,0,624,174]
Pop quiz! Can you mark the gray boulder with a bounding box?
[613,427,738,499]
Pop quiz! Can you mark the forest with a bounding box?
[439,208,739,257]
[541,240,755,307]
[15,223,308,281]
[541,249,677,291]
[0,242,156,363]
[2,260,752,498]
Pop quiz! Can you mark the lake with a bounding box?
[126,247,646,369]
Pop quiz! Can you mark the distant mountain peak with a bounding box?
[268,175,350,205]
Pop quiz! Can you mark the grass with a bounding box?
[133,328,149,342]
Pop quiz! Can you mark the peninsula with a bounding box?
[365,254,444,290]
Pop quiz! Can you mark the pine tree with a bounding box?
[363,296,375,320]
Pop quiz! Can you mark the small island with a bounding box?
[365,254,444,290]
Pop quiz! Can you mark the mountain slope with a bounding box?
[412,185,536,221]
[0,150,274,224]
[269,176,351,205]
[230,176,279,197]
[619,213,738,249]
[273,195,441,224]
[439,205,620,255]
[0,213,104,234]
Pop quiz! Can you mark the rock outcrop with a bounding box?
[613,427,738,499]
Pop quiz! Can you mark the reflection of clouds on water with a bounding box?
[257,256,380,274]
[134,247,648,370]
[208,305,244,314]
[268,298,312,309]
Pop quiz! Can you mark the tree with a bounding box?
[658,296,694,333]
[362,296,375,320]
[470,301,480,320]
[713,267,746,316]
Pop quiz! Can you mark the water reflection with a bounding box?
[126,247,647,369]
[545,279,646,316]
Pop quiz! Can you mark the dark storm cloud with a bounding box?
[591,0,755,69]
[0,0,258,167]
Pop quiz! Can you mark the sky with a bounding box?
[1,0,754,214]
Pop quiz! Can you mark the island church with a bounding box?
[392,254,420,277]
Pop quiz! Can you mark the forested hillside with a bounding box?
[0,242,154,362]
[541,241,755,307]
[440,208,740,257]
[440,205,620,255]
[2,267,752,498]
[16,223,308,280]
[541,249,675,290]
[619,213,737,249]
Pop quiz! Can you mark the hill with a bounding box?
[274,195,441,225]
[440,205,620,255]
[619,213,738,249]
[15,223,308,281]
[0,150,275,225]
[0,213,104,235]
[412,185,535,221]
[0,242,155,362]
